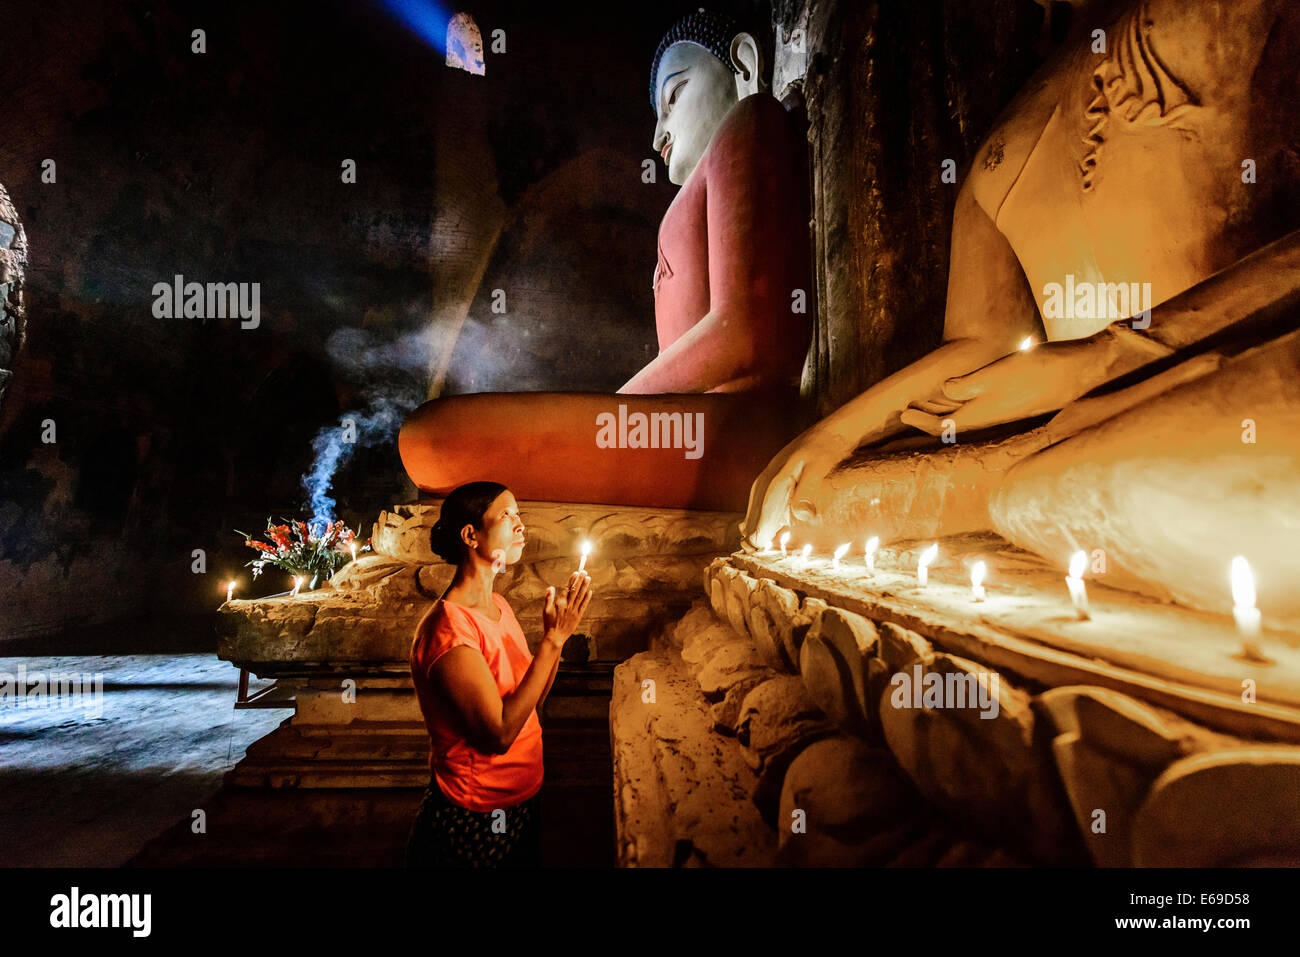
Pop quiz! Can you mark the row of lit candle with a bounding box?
[767,536,1269,662]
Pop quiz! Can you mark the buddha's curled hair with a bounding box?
[649,9,744,111]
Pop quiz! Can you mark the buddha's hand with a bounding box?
[739,426,850,551]
[543,572,592,649]
[898,337,1109,437]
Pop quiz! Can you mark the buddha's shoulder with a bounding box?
[713,92,801,150]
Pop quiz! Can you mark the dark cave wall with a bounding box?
[0,0,743,640]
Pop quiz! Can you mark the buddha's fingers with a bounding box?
[911,398,963,416]
[898,408,948,436]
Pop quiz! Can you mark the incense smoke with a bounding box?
[301,326,435,528]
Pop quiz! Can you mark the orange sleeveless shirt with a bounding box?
[410,593,544,811]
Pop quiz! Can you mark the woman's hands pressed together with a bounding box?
[542,571,593,650]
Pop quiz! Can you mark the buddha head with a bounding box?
[650,9,768,186]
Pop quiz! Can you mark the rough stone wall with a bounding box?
[780,0,1048,414]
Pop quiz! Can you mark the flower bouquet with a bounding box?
[237,519,364,591]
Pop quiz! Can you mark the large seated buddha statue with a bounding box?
[399,10,814,511]
[742,0,1300,620]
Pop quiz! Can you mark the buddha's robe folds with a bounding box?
[401,92,814,510]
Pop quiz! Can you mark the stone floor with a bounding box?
[0,652,285,867]
[2,620,617,867]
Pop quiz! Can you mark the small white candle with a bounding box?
[917,543,938,587]
[970,561,986,602]
[799,543,812,570]
[1066,551,1090,620]
[578,540,592,574]
[779,532,790,558]
[350,542,357,563]
[1231,555,1267,661]
[226,580,236,604]
[832,543,850,571]
[292,576,303,597]
[864,536,879,573]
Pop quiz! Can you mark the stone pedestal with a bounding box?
[610,535,1300,866]
[217,500,741,790]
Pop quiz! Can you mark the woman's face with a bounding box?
[472,490,526,568]
[652,41,740,186]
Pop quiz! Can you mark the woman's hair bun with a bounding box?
[429,481,509,565]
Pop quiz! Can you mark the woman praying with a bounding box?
[406,481,592,867]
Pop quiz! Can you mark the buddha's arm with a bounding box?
[801,183,1043,446]
[617,305,768,394]
[902,228,1300,436]
[739,182,1042,544]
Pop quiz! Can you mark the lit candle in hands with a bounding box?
[578,540,592,574]
[1066,551,1089,620]
[917,544,938,587]
[1231,555,1270,663]
[864,536,879,573]
[970,561,986,602]
[832,543,850,572]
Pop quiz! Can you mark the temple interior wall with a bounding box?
[0,0,729,641]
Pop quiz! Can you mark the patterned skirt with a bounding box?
[405,777,542,868]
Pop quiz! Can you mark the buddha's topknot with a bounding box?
[650,8,743,112]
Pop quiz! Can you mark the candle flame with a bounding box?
[919,543,938,568]
[581,541,592,557]
[833,543,850,561]
[1068,550,1087,580]
[801,544,812,560]
[1019,336,1035,351]
[865,536,879,555]
[1231,555,1256,609]
[971,561,986,588]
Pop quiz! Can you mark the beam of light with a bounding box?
[375,0,453,54]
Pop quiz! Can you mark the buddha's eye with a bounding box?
[669,81,685,105]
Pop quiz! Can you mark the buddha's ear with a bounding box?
[730,32,765,97]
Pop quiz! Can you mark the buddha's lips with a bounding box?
[662,142,672,162]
